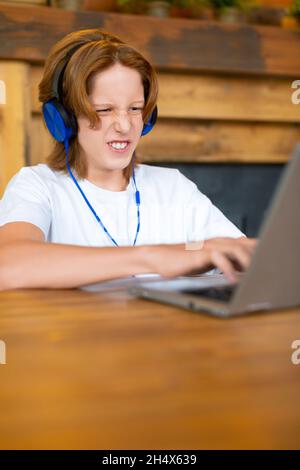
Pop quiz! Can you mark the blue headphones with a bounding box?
[42,41,158,247]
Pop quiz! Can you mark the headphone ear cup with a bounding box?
[43,98,77,142]
[141,105,158,137]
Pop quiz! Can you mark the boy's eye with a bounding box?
[96,107,144,113]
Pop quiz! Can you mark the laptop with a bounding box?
[128,144,300,317]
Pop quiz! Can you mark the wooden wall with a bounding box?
[1,3,300,195]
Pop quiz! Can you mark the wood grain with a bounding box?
[1,3,300,194]
[0,288,299,449]
[29,66,300,165]
[31,67,300,123]
[1,3,300,76]
[0,61,31,195]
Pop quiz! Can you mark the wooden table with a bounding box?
[0,288,299,450]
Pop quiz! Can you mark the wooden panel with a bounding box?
[3,0,46,4]
[158,74,300,123]
[31,66,300,123]
[1,4,300,76]
[258,0,291,6]
[30,114,53,166]
[31,114,300,164]
[30,64,300,165]
[0,61,31,196]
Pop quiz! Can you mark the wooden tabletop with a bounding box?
[0,288,299,450]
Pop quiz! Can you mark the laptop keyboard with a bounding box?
[179,284,237,302]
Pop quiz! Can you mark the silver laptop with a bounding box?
[128,144,300,317]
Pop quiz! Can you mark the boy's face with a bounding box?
[77,63,145,175]
[0,80,6,105]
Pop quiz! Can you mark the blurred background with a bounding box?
[0,0,300,236]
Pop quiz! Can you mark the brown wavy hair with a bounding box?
[38,29,159,181]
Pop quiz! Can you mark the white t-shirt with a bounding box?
[0,163,243,246]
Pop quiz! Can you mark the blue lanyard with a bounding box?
[64,138,141,247]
